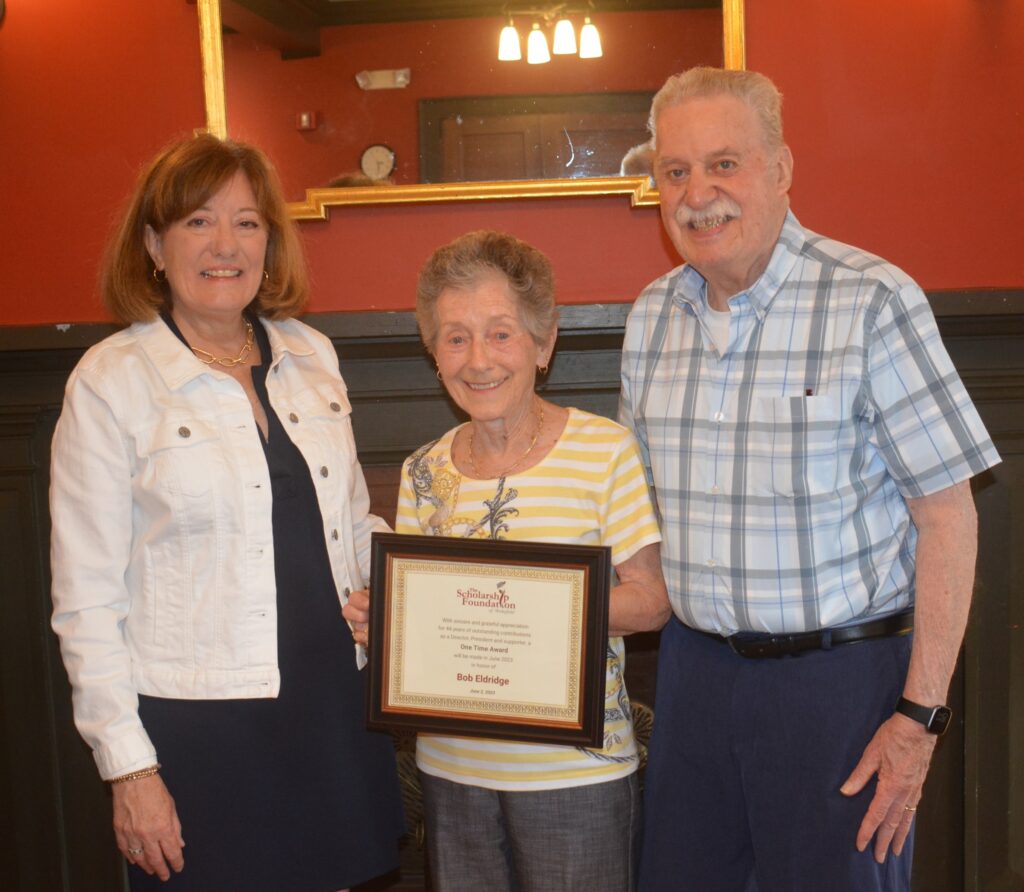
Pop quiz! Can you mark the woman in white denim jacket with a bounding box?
[50,135,403,890]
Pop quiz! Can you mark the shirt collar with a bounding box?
[673,210,806,322]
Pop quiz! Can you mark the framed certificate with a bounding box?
[367,532,611,747]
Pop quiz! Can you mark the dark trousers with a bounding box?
[638,618,915,892]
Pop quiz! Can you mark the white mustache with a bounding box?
[675,198,742,228]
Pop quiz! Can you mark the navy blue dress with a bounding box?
[134,317,404,891]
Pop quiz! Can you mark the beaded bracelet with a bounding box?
[109,763,161,785]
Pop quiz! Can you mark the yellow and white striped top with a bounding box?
[396,408,661,791]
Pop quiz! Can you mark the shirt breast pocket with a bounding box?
[747,394,842,498]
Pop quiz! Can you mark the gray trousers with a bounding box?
[420,770,641,891]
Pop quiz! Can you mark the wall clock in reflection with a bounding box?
[359,144,396,180]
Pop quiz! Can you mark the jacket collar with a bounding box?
[132,315,315,391]
[262,317,316,371]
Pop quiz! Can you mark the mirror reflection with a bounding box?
[218,1,724,202]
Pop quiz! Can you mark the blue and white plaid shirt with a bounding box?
[620,212,1000,635]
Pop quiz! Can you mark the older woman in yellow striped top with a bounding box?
[347,230,670,890]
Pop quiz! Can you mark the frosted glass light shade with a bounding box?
[552,18,577,55]
[527,23,551,64]
[579,17,602,59]
[498,23,522,61]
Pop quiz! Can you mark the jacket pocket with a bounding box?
[135,539,189,656]
[287,385,356,487]
[134,417,221,499]
[291,384,352,423]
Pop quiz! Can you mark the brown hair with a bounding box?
[416,231,558,353]
[100,133,308,324]
[650,67,785,154]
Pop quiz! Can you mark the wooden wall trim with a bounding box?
[4,290,1022,468]
[2,289,1023,354]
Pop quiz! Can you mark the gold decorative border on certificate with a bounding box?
[383,558,586,727]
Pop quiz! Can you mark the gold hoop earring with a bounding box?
[152,268,167,283]
[263,270,270,282]
[538,365,549,376]
[436,369,443,381]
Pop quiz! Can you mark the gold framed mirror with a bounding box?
[196,0,744,219]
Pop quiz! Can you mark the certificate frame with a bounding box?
[367,532,611,747]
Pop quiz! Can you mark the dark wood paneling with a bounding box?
[1,291,1022,891]
[0,464,64,891]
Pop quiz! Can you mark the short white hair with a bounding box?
[650,67,785,153]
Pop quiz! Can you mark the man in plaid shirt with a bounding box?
[620,67,1000,891]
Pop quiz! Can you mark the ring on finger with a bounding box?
[127,846,144,856]
[904,805,917,813]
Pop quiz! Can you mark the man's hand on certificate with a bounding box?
[342,589,371,646]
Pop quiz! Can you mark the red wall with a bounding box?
[1,1,1020,325]
[299,197,678,313]
[0,0,206,325]
[225,10,721,197]
[747,0,1024,292]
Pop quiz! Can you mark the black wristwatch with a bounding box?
[894,696,953,736]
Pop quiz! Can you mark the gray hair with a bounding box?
[620,140,655,177]
[416,231,558,353]
[649,67,785,153]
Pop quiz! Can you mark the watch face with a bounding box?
[928,705,953,736]
[360,144,395,179]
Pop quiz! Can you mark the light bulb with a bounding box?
[552,18,577,55]
[579,17,602,59]
[527,23,551,64]
[498,21,522,62]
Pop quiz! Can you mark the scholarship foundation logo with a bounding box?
[455,580,516,611]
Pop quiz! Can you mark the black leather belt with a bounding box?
[690,609,914,659]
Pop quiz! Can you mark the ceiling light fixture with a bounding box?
[527,22,551,64]
[579,16,603,59]
[552,18,577,55]
[497,7,601,64]
[498,18,523,61]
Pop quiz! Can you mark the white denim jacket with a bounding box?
[50,317,388,780]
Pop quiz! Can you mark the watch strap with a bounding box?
[895,696,952,735]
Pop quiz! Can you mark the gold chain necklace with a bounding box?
[191,320,255,367]
[467,404,545,479]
